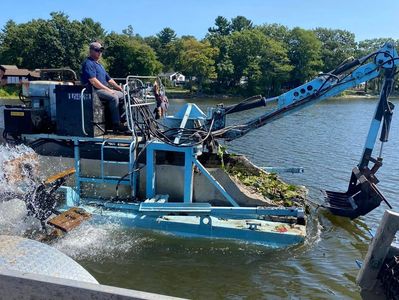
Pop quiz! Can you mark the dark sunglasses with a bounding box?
[92,48,103,53]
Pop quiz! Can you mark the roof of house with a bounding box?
[0,65,18,70]
[159,71,183,77]
[3,69,31,76]
[30,70,41,78]
[0,65,40,78]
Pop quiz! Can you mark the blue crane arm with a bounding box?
[215,42,398,148]
[210,42,399,219]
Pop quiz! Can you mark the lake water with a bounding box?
[1,97,399,299]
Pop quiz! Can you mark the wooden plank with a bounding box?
[47,208,91,232]
[44,168,75,185]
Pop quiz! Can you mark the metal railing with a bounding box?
[122,75,161,134]
[80,88,88,136]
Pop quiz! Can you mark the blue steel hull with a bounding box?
[64,202,306,248]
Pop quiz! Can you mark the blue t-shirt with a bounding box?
[81,57,111,86]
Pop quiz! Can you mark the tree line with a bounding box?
[0,12,396,96]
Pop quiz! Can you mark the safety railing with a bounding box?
[123,75,159,134]
[80,88,88,136]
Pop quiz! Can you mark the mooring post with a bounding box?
[357,210,399,290]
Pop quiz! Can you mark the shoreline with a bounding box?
[167,92,387,100]
[2,93,397,102]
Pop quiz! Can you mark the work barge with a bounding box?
[1,72,307,248]
[2,42,399,298]
[3,42,399,248]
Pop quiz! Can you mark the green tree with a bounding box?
[0,20,22,65]
[80,17,106,43]
[287,27,323,87]
[122,25,134,38]
[215,38,235,90]
[231,16,253,32]
[50,12,88,71]
[153,27,178,71]
[260,38,293,95]
[208,16,231,36]
[257,23,290,43]
[228,29,292,95]
[144,35,161,53]
[0,16,64,69]
[314,28,356,72]
[0,12,106,71]
[228,29,265,89]
[356,38,394,56]
[104,33,162,77]
[176,38,218,91]
[157,27,177,46]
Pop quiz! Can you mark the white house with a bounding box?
[159,71,186,85]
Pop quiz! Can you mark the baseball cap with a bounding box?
[89,42,104,51]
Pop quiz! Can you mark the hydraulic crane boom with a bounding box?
[215,42,398,141]
[211,42,398,219]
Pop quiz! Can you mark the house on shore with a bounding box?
[0,65,40,86]
[159,71,186,86]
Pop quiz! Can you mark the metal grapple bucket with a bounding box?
[322,167,388,219]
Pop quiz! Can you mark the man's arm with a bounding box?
[88,77,115,93]
[83,61,116,93]
[108,78,123,92]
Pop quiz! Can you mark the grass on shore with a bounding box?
[165,87,191,93]
[0,86,20,99]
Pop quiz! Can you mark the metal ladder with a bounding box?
[100,139,137,197]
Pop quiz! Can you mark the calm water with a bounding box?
[2,97,399,299]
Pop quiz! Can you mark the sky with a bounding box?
[0,0,398,41]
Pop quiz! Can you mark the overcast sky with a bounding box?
[0,0,398,41]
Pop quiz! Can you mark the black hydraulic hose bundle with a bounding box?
[114,96,217,198]
[129,96,215,147]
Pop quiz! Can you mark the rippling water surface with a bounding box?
[2,97,399,299]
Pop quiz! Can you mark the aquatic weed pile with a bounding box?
[224,156,306,207]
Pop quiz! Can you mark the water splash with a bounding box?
[0,198,41,235]
[0,144,43,235]
[52,222,152,261]
[0,144,150,259]
[0,144,39,199]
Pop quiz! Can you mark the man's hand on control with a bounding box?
[113,85,123,92]
[108,79,123,92]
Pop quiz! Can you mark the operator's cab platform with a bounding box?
[55,84,107,137]
[3,75,162,140]
[4,84,122,139]
[2,75,166,163]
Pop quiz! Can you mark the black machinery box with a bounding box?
[55,85,105,137]
[4,106,49,135]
